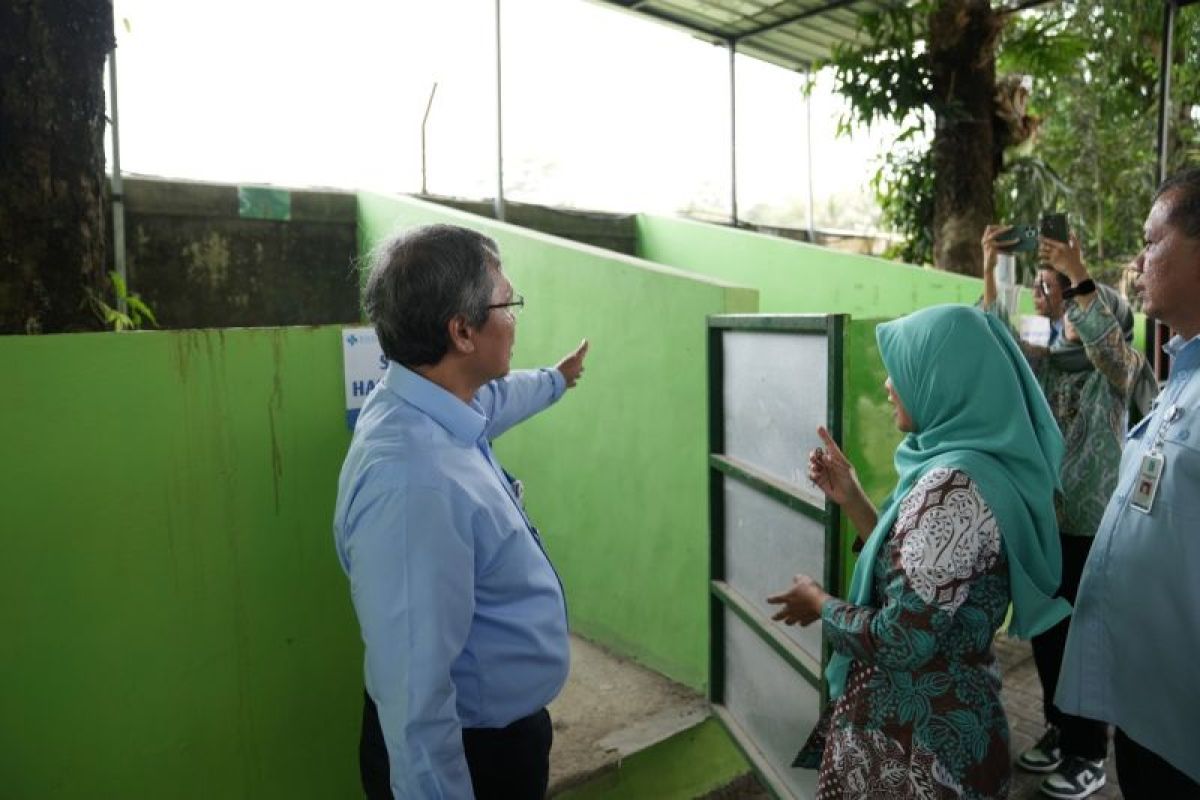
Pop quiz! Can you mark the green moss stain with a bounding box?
[182,231,232,292]
[267,330,285,514]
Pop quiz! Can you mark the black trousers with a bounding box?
[1115,728,1200,799]
[359,690,553,800]
[1031,533,1108,760]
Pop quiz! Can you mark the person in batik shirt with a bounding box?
[979,222,1156,799]
[769,305,1071,800]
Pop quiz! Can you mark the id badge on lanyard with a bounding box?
[1130,404,1182,514]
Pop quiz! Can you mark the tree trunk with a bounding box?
[0,0,113,334]
[928,0,1001,277]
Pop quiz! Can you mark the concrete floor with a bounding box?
[997,636,1122,800]
[548,635,710,795]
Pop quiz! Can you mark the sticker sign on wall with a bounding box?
[342,327,387,430]
[237,186,292,221]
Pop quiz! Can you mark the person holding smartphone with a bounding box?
[979,220,1152,799]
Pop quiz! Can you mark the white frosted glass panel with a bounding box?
[724,608,820,799]
[724,479,825,663]
[722,330,827,498]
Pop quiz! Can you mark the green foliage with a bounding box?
[1013,0,1200,284]
[827,0,1200,279]
[830,2,934,135]
[827,3,936,264]
[874,146,935,265]
[996,13,1088,78]
[87,271,159,331]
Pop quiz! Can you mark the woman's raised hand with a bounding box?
[808,425,862,506]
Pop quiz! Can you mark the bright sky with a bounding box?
[107,0,899,229]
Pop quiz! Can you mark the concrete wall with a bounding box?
[114,178,360,329]
[359,192,756,689]
[2,327,362,799]
[422,195,639,256]
[636,212,986,315]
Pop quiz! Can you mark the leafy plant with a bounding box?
[87,271,158,331]
[826,4,937,264]
[873,145,935,265]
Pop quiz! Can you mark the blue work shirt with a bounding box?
[1056,334,1200,783]
[334,362,569,799]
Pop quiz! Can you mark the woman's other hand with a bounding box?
[767,574,830,626]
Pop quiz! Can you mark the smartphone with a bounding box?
[999,224,1039,253]
[1040,212,1069,243]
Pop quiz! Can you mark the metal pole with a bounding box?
[421,82,438,195]
[728,41,738,226]
[108,44,127,315]
[804,67,815,243]
[1153,0,1177,380]
[1156,0,1175,186]
[493,0,506,222]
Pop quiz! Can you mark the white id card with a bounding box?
[1130,452,1165,514]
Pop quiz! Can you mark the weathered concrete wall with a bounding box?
[111,178,360,329]
[421,195,639,256]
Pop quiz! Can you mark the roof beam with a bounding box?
[737,0,872,41]
[621,4,733,42]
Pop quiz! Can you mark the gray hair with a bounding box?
[1154,167,1200,239]
[362,224,498,368]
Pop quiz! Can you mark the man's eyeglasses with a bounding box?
[1033,279,1052,297]
[487,294,525,317]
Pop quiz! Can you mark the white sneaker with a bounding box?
[1040,756,1107,800]
[1018,726,1063,774]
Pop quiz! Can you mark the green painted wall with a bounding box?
[636,214,987,316]
[557,718,749,800]
[358,193,757,689]
[1,328,362,799]
[838,319,906,588]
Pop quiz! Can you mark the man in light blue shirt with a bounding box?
[334,224,588,799]
[1056,168,1200,798]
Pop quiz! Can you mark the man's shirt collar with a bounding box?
[382,362,487,444]
[1164,332,1200,369]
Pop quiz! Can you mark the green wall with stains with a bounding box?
[1,327,363,798]
[2,197,761,797]
[358,192,757,689]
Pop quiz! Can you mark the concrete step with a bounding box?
[548,635,744,797]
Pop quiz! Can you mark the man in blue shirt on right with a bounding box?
[334,223,588,799]
[1056,168,1200,798]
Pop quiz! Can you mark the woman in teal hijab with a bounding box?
[768,304,1070,799]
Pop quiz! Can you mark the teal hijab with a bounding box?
[826,304,1071,699]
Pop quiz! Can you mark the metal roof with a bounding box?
[589,0,902,71]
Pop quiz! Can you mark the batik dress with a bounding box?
[803,467,1013,800]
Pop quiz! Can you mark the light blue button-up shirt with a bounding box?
[334,362,569,799]
[1056,334,1200,782]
